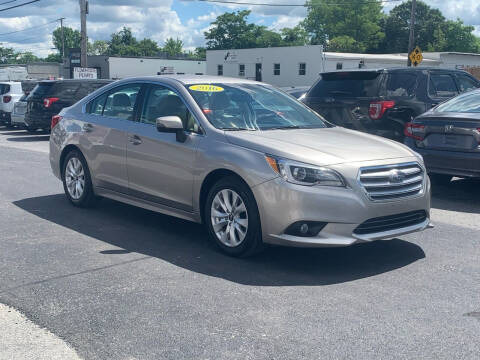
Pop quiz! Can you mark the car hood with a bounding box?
[225,127,415,166]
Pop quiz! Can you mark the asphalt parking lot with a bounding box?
[0,126,479,360]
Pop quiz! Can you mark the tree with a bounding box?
[194,47,206,59]
[88,40,109,55]
[107,27,140,56]
[380,1,480,53]
[163,38,184,57]
[303,0,385,52]
[15,52,39,63]
[138,38,160,56]
[44,53,62,63]
[0,47,16,63]
[204,10,258,49]
[328,35,365,52]
[255,28,283,48]
[281,25,309,46]
[52,26,81,55]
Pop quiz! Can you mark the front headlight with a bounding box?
[265,155,345,187]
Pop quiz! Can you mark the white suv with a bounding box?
[0,81,24,127]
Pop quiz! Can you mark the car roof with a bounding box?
[119,74,260,86]
[321,67,475,75]
[38,79,113,84]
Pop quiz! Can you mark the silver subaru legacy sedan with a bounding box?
[49,75,431,257]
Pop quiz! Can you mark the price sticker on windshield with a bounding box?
[189,84,224,92]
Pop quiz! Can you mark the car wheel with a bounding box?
[429,173,452,186]
[205,176,264,257]
[62,150,99,207]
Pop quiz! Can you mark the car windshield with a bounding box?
[187,83,328,131]
[435,90,480,113]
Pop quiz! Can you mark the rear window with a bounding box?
[30,82,55,97]
[429,73,458,98]
[386,73,417,97]
[0,84,11,95]
[308,71,381,98]
[435,90,480,113]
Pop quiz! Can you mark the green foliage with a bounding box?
[87,40,109,55]
[255,28,283,48]
[303,0,385,52]
[52,26,81,54]
[44,53,62,63]
[380,1,480,53]
[328,36,365,53]
[163,38,184,57]
[204,10,258,49]
[281,25,309,46]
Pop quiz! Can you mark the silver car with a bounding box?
[50,75,431,257]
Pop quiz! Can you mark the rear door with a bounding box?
[304,71,382,133]
[82,83,143,193]
[427,72,459,107]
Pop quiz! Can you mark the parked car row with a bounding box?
[1,69,478,257]
[0,79,112,131]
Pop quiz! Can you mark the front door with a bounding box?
[126,84,201,212]
[255,63,262,82]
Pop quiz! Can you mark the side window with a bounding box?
[273,63,280,76]
[299,63,306,76]
[456,74,479,93]
[429,73,458,98]
[141,84,199,133]
[386,73,417,97]
[103,84,141,120]
[88,91,109,115]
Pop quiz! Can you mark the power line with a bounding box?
[0,0,40,12]
[188,0,404,6]
[0,1,18,6]
[0,19,59,36]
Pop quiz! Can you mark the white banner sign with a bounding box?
[73,67,97,79]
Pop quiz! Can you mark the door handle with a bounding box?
[82,123,93,132]
[129,135,142,145]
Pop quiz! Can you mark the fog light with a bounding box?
[300,223,309,234]
[285,221,327,237]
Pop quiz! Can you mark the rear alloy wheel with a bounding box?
[205,176,264,257]
[62,150,99,207]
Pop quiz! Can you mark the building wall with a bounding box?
[26,63,61,79]
[207,45,324,87]
[108,57,206,79]
[437,53,480,70]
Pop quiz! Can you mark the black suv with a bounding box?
[24,79,112,132]
[302,68,480,142]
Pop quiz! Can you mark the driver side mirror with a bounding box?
[156,116,187,143]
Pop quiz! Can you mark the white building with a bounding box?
[207,45,480,87]
[84,56,206,80]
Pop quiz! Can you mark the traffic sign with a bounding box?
[409,46,423,67]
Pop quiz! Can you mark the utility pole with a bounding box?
[79,0,88,67]
[407,0,417,66]
[59,17,65,59]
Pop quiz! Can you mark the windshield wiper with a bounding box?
[263,125,305,130]
[220,127,256,131]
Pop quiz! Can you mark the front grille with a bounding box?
[358,162,424,201]
[353,210,427,235]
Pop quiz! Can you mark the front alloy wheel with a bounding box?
[205,176,263,257]
[211,189,249,247]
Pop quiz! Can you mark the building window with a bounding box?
[336,62,343,70]
[299,63,306,76]
[217,65,223,76]
[239,64,245,77]
[274,63,280,76]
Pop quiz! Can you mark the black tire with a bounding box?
[429,173,452,186]
[205,176,264,257]
[62,149,99,208]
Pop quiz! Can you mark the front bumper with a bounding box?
[252,158,431,247]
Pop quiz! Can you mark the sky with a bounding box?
[0,0,478,58]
